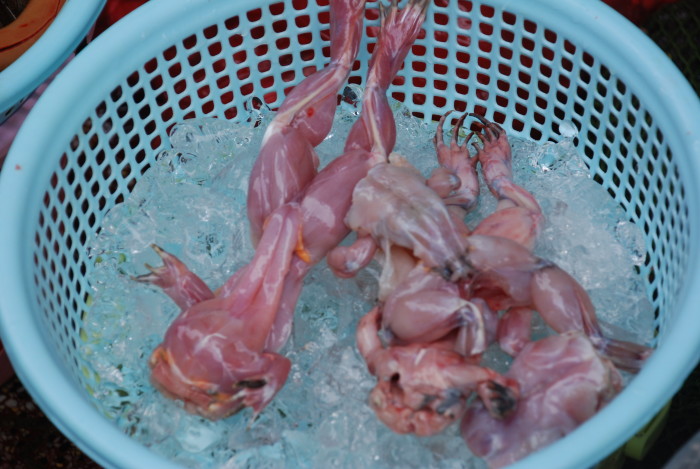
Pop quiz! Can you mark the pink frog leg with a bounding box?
[133,244,214,310]
[357,307,467,436]
[274,0,367,147]
[344,0,431,157]
[213,204,306,349]
[455,297,499,356]
[496,307,534,357]
[380,265,489,356]
[429,111,480,216]
[326,234,378,278]
[261,0,430,353]
[531,265,652,372]
[357,307,519,436]
[261,150,381,353]
[148,204,303,419]
[463,234,652,371]
[150,343,291,421]
[464,234,546,301]
[261,149,380,353]
[246,0,366,244]
[462,332,622,469]
[470,115,543,250]
[298,0,432,260]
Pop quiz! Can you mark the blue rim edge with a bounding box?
[0,0,698,468]
[0,0,107,112]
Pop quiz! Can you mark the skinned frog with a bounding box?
[462,331,623,468]
[356,306,519,436]
[136,0,431,420]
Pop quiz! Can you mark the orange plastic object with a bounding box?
[0,0,67,71]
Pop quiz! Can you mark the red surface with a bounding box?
[0,343,12,386]
[93,0,149,36]
[603,0,678,24]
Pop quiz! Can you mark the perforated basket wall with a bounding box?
[1,1,699,468]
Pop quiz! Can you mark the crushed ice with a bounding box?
[80,92,654,468]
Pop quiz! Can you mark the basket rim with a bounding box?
[1,0,700,468]
[0,0,106,112]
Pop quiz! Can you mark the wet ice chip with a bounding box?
[340,83,364,110]
[175,418,222,453]
[558,120,578,138]
[615,220,647,266]
[535,147,557,172]
[243,96,274,128]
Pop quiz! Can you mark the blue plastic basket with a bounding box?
[1,0,699,467]
[0,0,106,124]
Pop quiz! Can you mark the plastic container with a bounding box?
[0,0,66,70]
[0,0,106,124]
[0,0,699,467]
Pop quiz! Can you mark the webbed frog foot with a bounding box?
[430,111,480,212]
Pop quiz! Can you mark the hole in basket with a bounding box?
[499,46,513,61]
[183,34,197,50]
[479,22,493,36]
[208,42,222,56]
[258,60,272,73]
[522,37,535,52]
[248,24,265,40]
[247,8,262,22]
[188,51,202,67]
[562,56,573,73]
[273,18,287,34]
[168,63,182,79]
[495,94,508,109]
[229,33,243,49]
[434,11,448,26]
[295,13,311,28]
[255,44,269,58]
[163,45,177,62]
[276,36,291,51]
[269,1,286,15]
[151,135,163,151]
[150,74,163,91]
[204,24,218,39]
[498,62,511,77]
[478,40,492,54]
[539,62,553,78]
[501,28,514,44]
[524,19,537,34]
[224,15,239,31]
[480,4,495,18]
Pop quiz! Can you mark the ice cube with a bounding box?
[175,417,223,453]
[558,120,579,138]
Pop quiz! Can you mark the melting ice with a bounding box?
[81,94,654,468]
